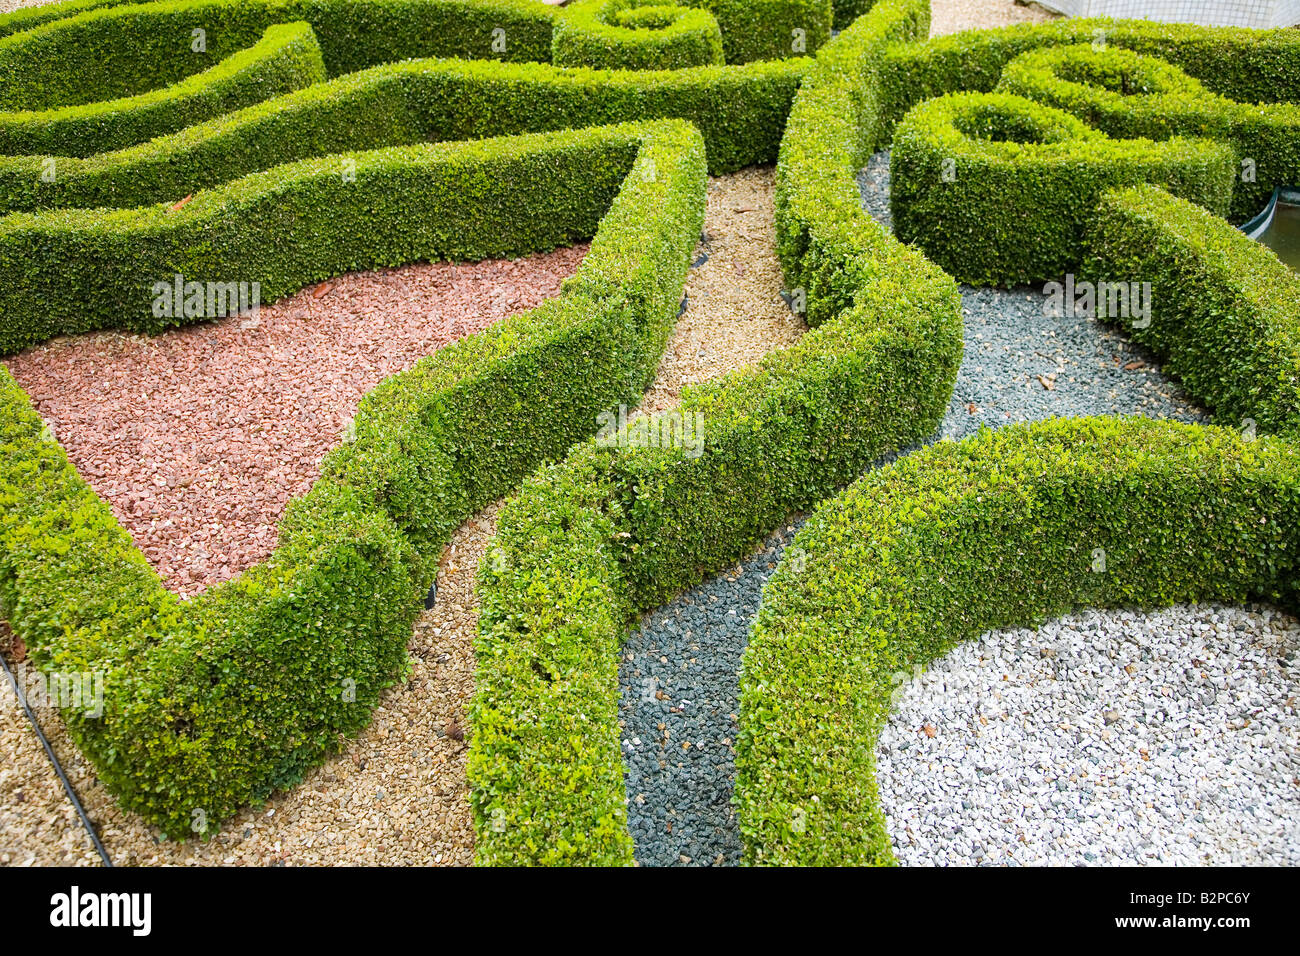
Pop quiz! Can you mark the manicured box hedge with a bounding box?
[0,0,558,112]
[0,0,821,115]
[0,54,802,216]
[0,118,706,838]
[889,91,1236,286]
[469,0,951,866]
[735,416,1300,865]
[877,16,1300,141]
[1083,184,1300,442]
[0,20,326,158]
[997,43,1300,221]
[2,124,636,351]
[553,0,725,71]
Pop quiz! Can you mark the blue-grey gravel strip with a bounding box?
[617,149,1223,866]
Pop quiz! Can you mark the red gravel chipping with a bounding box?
[4,247,588,597]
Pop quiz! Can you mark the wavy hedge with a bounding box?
[0,0,825,108]
[553,0,726,70]
[889,91,1237,286]
[1083,184,1300,442]
[996,43,1300,221]
[0,19,327,157]
[0,118,706,837]
[735,416,1300,865]
[877,15,1300,136]
[0,55,801,216]
[469,0,954,866]
[0,122,691,352]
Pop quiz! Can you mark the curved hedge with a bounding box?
[0,118,706,837]
[889,91,1236,286]
[0,122,690,352]
[469,0,955,866]
[996,43,1300,221]
[0,55,802,217]
[735,416,1300,865]
[0,0,557,109]
[0,0,825,107]
[877,16,1300,137]
[553,0,726,70]
[0,19,327,158]
[1083,184,1300,442]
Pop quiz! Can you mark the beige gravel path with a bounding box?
[931,0,1056,35]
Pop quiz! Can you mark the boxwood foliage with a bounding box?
[997,44,1300,221]
[877,16,1300,140]
[0,118,705,838]
[0,20,326,158]
[2,123,654,352]
[0,0,558,111]
[889,91,1237,286]
[0,54,802,216]
[0,0,817,111]
[469,0,953,866]
[736,416,1300,866]
[1083,184,1300,442]
[552,0,726,71]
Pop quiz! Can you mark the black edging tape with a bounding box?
[0,650,112,867]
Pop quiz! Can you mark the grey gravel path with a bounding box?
[617,149,1287,867]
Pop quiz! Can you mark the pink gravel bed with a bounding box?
[3,246,588,597]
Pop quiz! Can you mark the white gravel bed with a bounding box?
[878,603,1300,866]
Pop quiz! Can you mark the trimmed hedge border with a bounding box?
[0,118,706,838]
[0,0,824,111]
[735,416,1300,865]
[889,90,1237,286]
[552,0,726,71]
[1083,184,1300,442]
[0,122,688,352]
[0,19,326,158]
[0,55,802,216]
[0,0,558,110]
[996,43,1300,221]
[468,0,955,866]
[877,16,1300,139]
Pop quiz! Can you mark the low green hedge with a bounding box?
[0,0,558,111]
[0,118,706,837]
[553,0,725,70]
[889,91,1237,286]
[1,123,638,352]
[0,20,326,158]
[878,16,1300,141]
[1083,184,1300,442]
[997,44,1300,221]
[0,44,804,218]
[735,416,1300,865]
[0,0,819,114]
[469,0,953,866]
[774,0,930,310]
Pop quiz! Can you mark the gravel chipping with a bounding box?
[619,149,1288,867]
[637,167,804,415]
[879,604,1300,866]
[929,0,1056,36]
[3,247,587,597]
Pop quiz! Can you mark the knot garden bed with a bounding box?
[1,0,1298,865]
